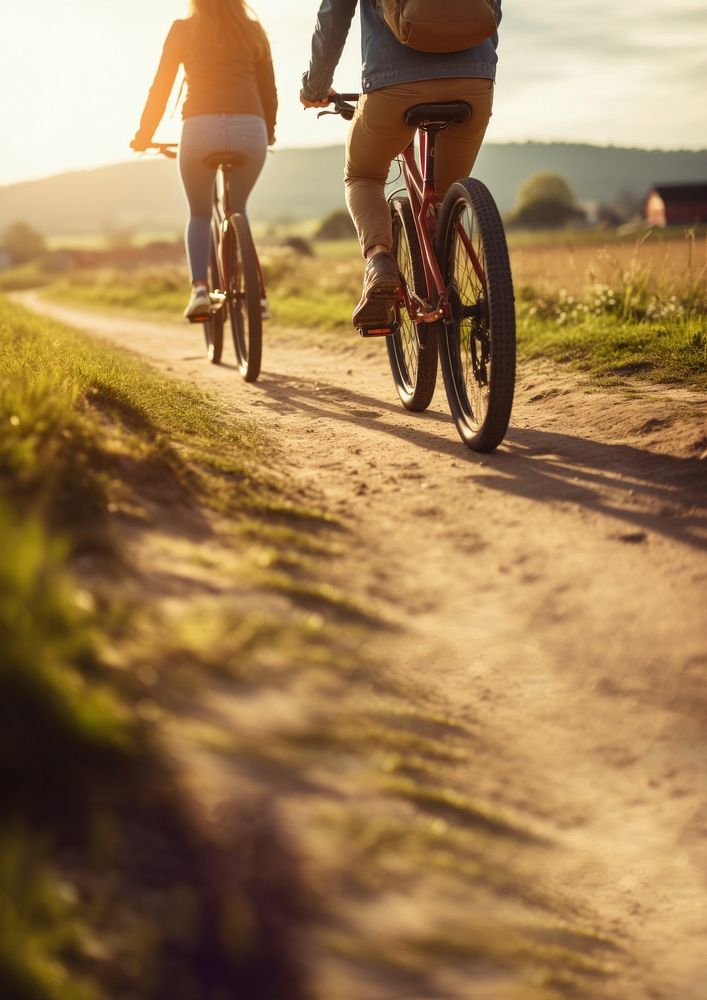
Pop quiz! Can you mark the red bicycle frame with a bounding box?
[398,131,486,327]
[213,170,268,306]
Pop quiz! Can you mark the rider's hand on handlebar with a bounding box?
[300,87,335,110]
[130,133,151,152]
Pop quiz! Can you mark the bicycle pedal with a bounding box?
[358,322,398,338]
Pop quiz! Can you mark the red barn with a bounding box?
[645,183,707,227]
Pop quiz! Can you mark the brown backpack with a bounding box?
[378,0,497,53]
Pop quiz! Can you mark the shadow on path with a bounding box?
[254,370,707,552]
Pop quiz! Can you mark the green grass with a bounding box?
[519,312,707,387]
[516,280,707,387]
[0,298,316,998]
[0,504,129,1000]
[0,296,269,543]
[47,267,185,316]
[0,261,54,292]
[47,251,359,331]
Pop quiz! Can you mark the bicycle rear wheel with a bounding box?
[387,197,438,411]
[203,242,224,365]
[228,213,262,382]
[437,178,515,452]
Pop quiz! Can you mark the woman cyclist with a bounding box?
[131,0,277,322]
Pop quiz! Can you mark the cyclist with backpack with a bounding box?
[301,0,501,332]
[131,0,277,322]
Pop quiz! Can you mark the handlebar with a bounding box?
[132,142,178,159]
[316,93,360,122]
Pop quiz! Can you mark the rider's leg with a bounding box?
[345,88,418,327]
[345,88,416,259]
[222,115,268,214]
[433,78,494,196]
[179,116,220,287]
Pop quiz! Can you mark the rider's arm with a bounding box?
[133,21,183,148]
[255,34,278,146]
[301,0,357,101]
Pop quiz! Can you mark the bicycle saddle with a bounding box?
[405,102,471,129]
[203,151,246,170]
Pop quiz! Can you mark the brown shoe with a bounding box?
[352,252,401,332]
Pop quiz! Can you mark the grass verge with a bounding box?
[0,297,313,998]
[517,284,707,388]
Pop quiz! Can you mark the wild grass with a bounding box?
[516,233,707,386]
[0,503,130,1000]
[510,229,706,300]
[47,265,186,315]
[0,296,272,547]
[0,260,54,291]
[47,252,359,331]
[506,223,706,249]
[0,298,316,998]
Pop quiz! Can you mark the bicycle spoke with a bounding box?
[396,224,419,386]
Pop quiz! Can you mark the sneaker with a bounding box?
[352,252,401,332]
[184,286,211,323]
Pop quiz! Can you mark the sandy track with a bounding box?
[20,294,707,997]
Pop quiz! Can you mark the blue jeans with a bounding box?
[179,114,268,283]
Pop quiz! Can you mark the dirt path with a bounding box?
[19,294,707,998]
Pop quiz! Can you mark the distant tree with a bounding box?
[509,172,585,229]
[314,209,356,241]
[280,235,314,257]
[2,221,47,265]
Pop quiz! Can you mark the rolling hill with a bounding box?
[1,143,705,237]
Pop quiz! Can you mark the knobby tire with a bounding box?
[228,214,262,382]
[387,197,439,411]
[436,178,516,452]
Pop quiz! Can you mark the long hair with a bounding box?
[188,0,267,59]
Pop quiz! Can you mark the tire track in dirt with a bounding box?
[19,294,707,998]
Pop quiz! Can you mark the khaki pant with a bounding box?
[345,77,494,256]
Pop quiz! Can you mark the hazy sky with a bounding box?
[1,0,705,185]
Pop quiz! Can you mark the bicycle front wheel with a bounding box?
[227,214,262,382]
[203,242,224,365]
[437,178,516,452]
[387,197,438,411]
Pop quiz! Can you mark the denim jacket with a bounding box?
[302,0,501,99]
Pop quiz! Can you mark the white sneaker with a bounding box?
[184,286,211,323]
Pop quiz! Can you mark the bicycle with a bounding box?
[146,142,266,382]
[320,95,516,452]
